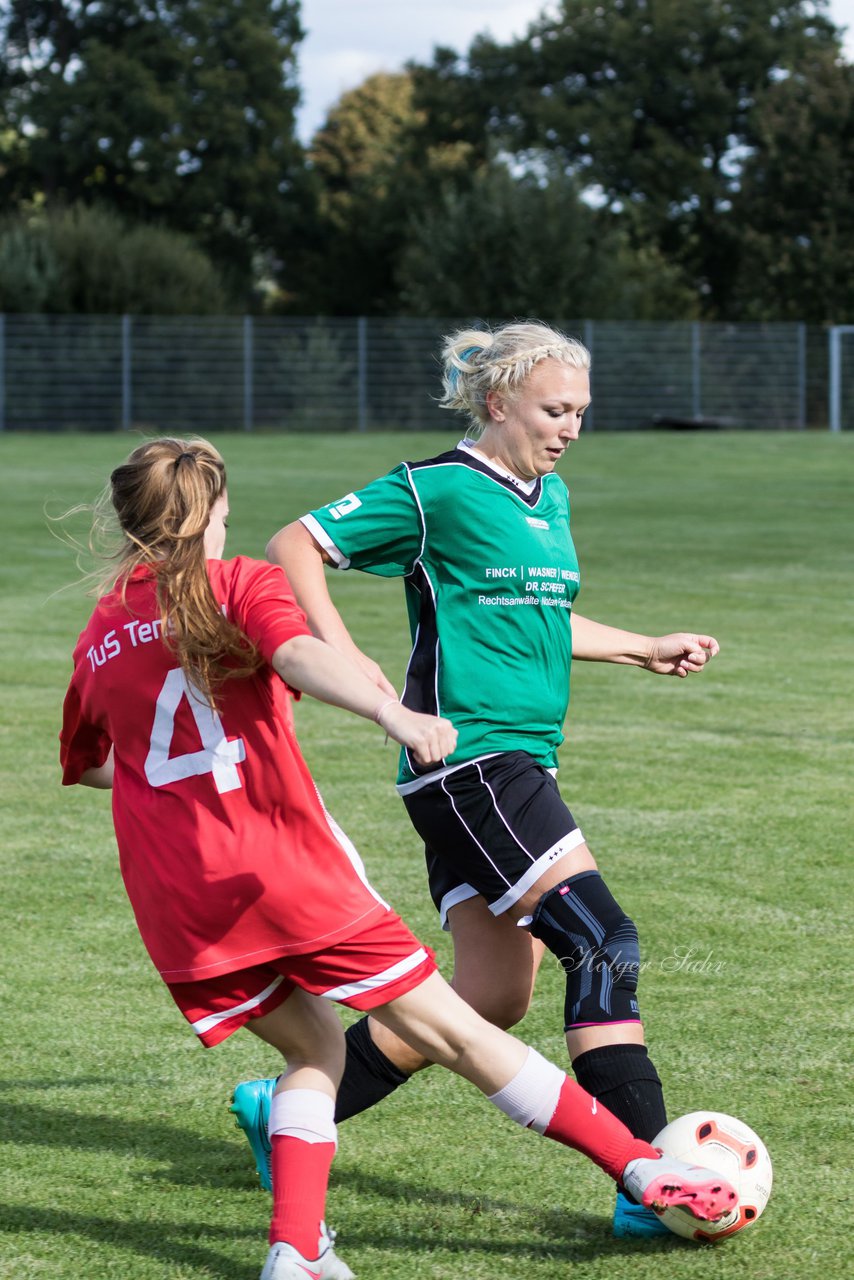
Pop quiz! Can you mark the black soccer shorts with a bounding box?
[401,750,586,929]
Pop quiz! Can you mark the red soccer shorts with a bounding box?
[168,910,437,1046]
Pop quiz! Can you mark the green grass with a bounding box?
[1,429,851,1279]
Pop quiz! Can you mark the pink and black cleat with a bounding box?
[622,1153,738,1223]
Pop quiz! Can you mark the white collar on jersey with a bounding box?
[457,438,539,496]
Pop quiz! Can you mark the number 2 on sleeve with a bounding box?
[145,668,246,794]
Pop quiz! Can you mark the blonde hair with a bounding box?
[439,321,590,434]
[93,436,260,707]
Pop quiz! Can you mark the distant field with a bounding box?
[1,429,851,1280]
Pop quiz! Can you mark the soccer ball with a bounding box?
[653,1111,773,1242]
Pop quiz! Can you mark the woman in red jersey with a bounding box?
[60,437,734,1280]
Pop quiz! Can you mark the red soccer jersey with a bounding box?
[60,556,388,982]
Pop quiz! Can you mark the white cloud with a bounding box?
[832,0,854,46]
[296,0,854,141]
[297,0,548,138]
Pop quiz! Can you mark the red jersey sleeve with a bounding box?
[59,675,112,785]
[217,557,313,665]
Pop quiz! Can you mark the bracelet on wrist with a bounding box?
[373,696,400,725]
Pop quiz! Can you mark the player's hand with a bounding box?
[377,703,458,765]
[644,633,720,678]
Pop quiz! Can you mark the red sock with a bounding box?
[542,1077,656,1181]
[269,1135,336,1256]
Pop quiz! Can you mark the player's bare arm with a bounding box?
[267,519,397,698]
[271,634,456,765]
[571,612,719,678]
[78,746,115,789]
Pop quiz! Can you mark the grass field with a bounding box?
[1,429,851,1280]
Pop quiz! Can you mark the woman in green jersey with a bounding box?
[232,322,720,1239]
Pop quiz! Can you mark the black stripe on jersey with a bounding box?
[406,448,544,509]
[401,559,443,777]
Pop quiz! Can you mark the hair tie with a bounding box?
[449,346,483,392]
[175,452,195,465]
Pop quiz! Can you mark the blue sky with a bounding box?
[296,0,854,141]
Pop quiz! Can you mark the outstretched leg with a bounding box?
[231,894,547,1189]
[370,972,736,1224]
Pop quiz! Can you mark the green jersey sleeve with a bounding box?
[304,464,423,578]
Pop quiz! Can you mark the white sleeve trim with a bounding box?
[300,513,350,569]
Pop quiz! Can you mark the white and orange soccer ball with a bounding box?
[653,1111,773,1242]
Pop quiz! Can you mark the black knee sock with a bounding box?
[572,1044,667,1144]
[334,1016,412,1122]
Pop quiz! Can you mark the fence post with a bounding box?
[829,328,838,433]
[0,314,5,433]
[583,320,594,432]
[121,315,132,430]
[357,316,368,432]
[825,326,854,433]
[797,323,806,429]
[243,315,254,432]
[691,322,702,419]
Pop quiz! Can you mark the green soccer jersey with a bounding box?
[302,441,580,787]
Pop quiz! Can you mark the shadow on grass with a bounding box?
[0,1094,252,1190]
[0,1203,261,1280]
[329,1166,679,1263]
[0,1197,675,1278]
[0,1082,679,1268]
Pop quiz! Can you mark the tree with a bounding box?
[731,51,854,322]
[414,0,843,317]
[281,72,419,313]
[0,0,305,296]
[0,205,231,313]
[279,70,479,314]
[398,161,698,320]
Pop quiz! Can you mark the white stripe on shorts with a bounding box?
[489,828,586,917]
[438,882,480,931]
[320,947,429,1002]
[190,972,286,1038]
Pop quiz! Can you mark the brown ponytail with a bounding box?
[106,436,260,706]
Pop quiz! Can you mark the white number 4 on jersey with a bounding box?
[145,668,246,794]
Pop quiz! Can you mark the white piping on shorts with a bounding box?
[489,828,586,917]
[395,753,501,796]
[437,882,480,931]
[397,754,552,797]
[191,973,286,1038]
[320,947,429,1002]
[436,829,585,930]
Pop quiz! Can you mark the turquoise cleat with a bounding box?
[612,1189,672,1238]
[230,1078,275,1192]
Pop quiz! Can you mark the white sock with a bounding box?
[487,1047,565,1134]
[269,1088,338,1148]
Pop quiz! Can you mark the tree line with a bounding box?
[1,0,851,321]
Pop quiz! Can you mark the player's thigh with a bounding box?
[249,986,346,1078]
[371,970,528,1092]
[447,893,547,1028]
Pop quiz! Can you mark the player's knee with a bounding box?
[451,977,533,1030]
[492,990,534,1030]
[529,871,642,1030]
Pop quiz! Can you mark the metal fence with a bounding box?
[0,314,834,432]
